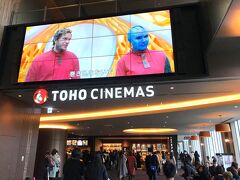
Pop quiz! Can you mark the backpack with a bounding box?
[149,155,158,172]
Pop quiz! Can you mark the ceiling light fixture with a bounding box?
[190,135,199,140]
[40,93,240,122]
[199,131,211,138]
[215,123,231,132]
[215,115,231,132]
[123,128,177,134]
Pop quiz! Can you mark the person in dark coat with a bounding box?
[163,160,177,180]
[85,153,109,180]
[43,151,53,180]
[145,149,159,180]
[194,165,211,180]
[212,165,225,180]
[226,162,240,180]
[194,151,200,166]
[209,159,218,177]
[182,159,197,180]
[63,148,84,180]
[136,152,142,168]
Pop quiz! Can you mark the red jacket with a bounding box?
[26,50,80,82]
[127,155,137,175]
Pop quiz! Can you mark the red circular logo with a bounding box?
[33,89,48,104]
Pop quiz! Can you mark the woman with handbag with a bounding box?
[127,151,137,180]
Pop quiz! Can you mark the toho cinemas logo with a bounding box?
[33,85,155,104]
[33,88,48,104]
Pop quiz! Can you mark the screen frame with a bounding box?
[0,4,208,90]
[15,8,177,85]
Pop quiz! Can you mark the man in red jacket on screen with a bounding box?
[116,25,171,76]
[25,28,80,82]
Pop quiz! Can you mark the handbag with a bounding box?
[132,168,136,175]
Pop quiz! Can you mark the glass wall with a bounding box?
[190,139,202,161]
[203,131,224,158]
[183,139,190,153]
[231,120,240,164]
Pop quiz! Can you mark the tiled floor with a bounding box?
[108,168,185,180]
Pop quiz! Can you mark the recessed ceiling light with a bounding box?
[18,94,22,98]
[170,86,174,90]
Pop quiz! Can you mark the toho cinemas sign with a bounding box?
[33,85,155,104]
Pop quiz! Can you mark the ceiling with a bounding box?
[6,77,240,136]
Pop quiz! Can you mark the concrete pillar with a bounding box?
[33,128,67,179]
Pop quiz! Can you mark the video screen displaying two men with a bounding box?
[18,10,175,82]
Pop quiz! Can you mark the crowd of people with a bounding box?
[43,148,177,180]
[180,150,240,180]
[42,148,240,180]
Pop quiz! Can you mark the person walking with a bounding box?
[126,151,137,180]
[63,148,85,180]
[145,149,159,180]
[118,151,128,180]
[85,153,109,180]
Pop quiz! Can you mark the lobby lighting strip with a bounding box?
[123,128,177,134]
[40,93,240,122]
[39,124,69,129]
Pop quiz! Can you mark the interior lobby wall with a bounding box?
[0,93,40,180]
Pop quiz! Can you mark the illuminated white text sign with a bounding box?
[51,85,154,102]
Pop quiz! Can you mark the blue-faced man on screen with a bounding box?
[128,25,149,51]
[116,25,171,76]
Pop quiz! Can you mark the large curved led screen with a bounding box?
[18,10,174,82]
